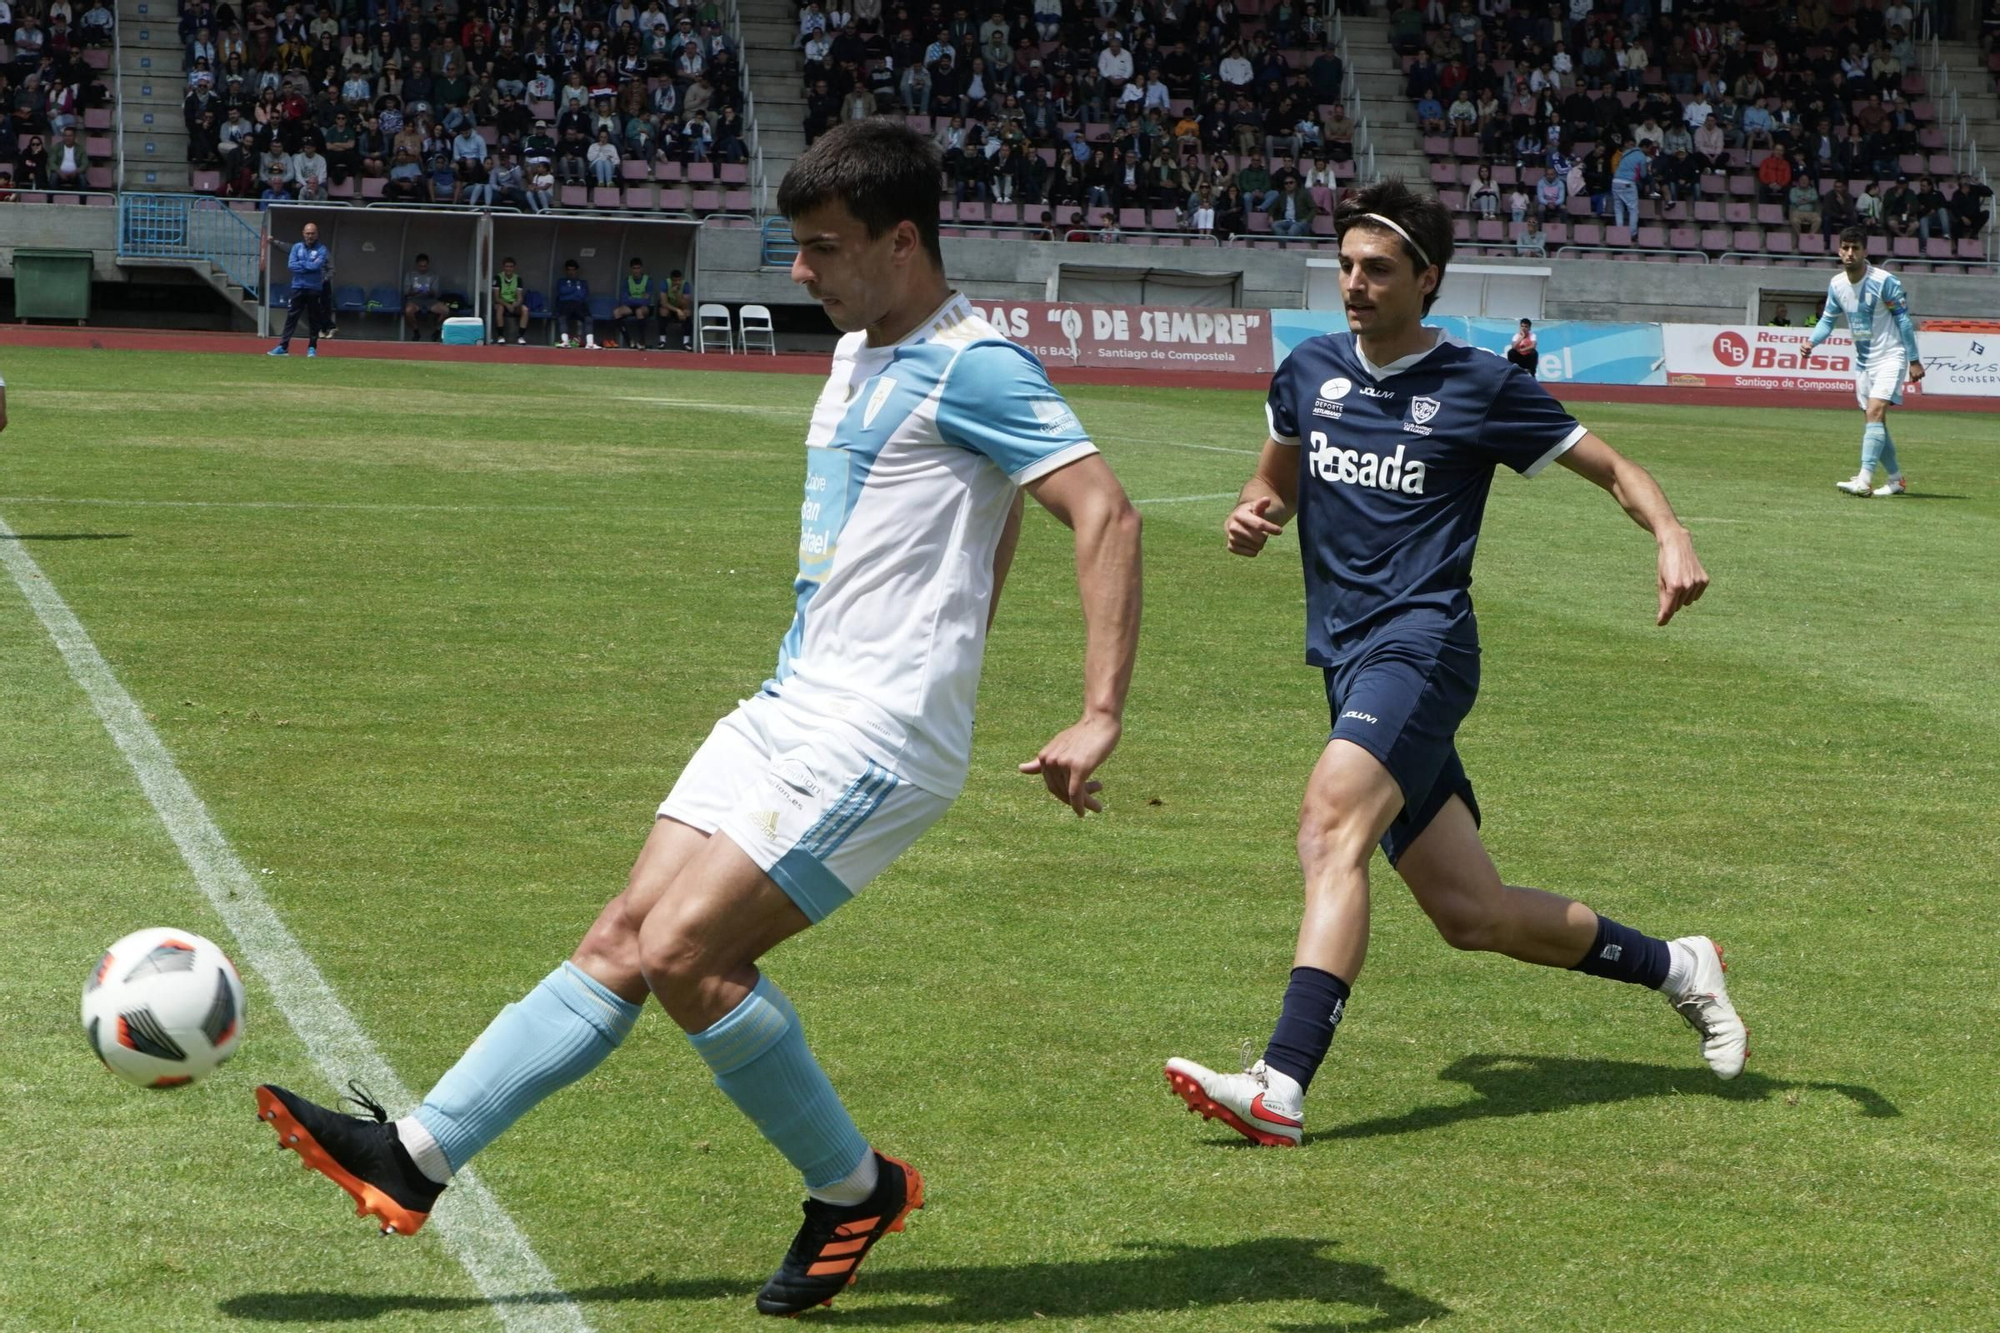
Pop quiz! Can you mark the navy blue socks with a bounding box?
[1570,915,1671,990]
[1261,966,1351,1091]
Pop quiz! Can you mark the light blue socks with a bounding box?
[410,962,642,1173]
[686,973,871,1191]
[1861,422,1889,477]
[1878,427,1901,478]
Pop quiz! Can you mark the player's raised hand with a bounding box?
[1225,496,1284,557]
[1656,529,1709,626]
[1019,712,1121,816]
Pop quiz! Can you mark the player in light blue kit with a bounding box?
[251,120,1143,1316]
[1802,225,1925,497]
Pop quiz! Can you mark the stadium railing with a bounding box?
[760,214,798,266]
[111,2,125,189]
[1555,244,1708,262]
[720,0,768,213]
[1060,227,1219,245]
[118,193,266,295]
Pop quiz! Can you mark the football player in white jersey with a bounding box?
[253,120,1143,1316]
[1801,225,1925,497]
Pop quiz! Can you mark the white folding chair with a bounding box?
[696,302,734,353]
[738,303,776,355]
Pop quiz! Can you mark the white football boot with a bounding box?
[1872,473,1907,497]
[1836,470,1875,496]
[1164,1054,1304,1146]
[1666,936,1747,1079]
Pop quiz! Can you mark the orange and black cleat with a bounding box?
[255,1083,445,1236]
[753,1152,925,1316]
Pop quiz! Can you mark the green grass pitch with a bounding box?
[1,348,1996,1332]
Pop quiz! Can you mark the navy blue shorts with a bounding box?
[1323,633,1482,866]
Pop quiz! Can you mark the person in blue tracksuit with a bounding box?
[269,221,333,357]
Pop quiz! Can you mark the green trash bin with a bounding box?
[12,247,94,322]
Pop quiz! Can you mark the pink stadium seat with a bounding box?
[1544,223,1568,244]
[328,175,355,198]
[1476,219,1503,242]
[1799,232,1827,254]
[1607,225,1633,245]
[1247,212,1273,233]
[1928,154,1954,176]
[1756,204,1785,226]
[1453,218,1472,241]
[1423,136,1450,158]
[192,169,222,193]
[1118,207,1147,228]
[85,107,111,131]
[1892,235,1920,257]
[1458,163,1483,186]
[719,163,749,184]
[1668,226,1699,249]
[1430,161,1457,185]
[86,165,113,190]
[1438,189,1465,210]
[591,185,621,208]
[1149,208,1178,229]
[87,136,111,158]
[1572,222,1602,244]
[560,184,588,207]
[689,189,721,211]
[722,189,752,211]
[361,177,386,198]
[1898,153,1926,175]
[1925,237,1954,259]
[1732,229,1762,251]
[1566,195,1590,216]
[686,162,716,183]
[1765,231,1796,254]
[531,101,555,120]
[1918,126,1945,149]
[1728,174,1756,196]
[1958,239,1988,261]
[620,160,649,182]
[1700,227,1730,249]
[656,161,684,181]
[937,199,956,221]
[1637,226,1666,247]
[959,201,987,223]
[657,186,688,210]
[624,184,655,209]
[1494,165,1518,186]
[1451,136,1479,158]
[1725,201,1753,224]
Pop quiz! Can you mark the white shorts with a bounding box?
[1856,359,1905,408]
[658,693,951,922]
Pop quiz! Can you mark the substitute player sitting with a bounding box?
[254,120,1144,1315]
[1164,179,1746,1148]
[1801,226,1924,497]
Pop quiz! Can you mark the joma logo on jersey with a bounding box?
[1308,432,1428,494]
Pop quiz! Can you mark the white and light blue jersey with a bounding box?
[1809,264,1920,373]
[768,292,1097,798]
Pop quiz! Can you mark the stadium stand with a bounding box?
[757,0,1991,265]
[142,0,759,215]
[0,1,119,201]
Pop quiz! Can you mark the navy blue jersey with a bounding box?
[1266,331,1585,665]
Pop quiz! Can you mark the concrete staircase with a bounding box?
[1936,40,2000,177]
[1335,14,1428,187]
[735,0,806,205]
[115,0,192,191]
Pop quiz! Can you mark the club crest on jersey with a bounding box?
[1310,376,1352,419]
[861,376,899,428]
[1308,430,1427,494]
[1407,396,1442,434]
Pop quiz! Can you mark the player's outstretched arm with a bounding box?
[1557,433,1709,626]
[1225,439,1300,557]
[1017,454,1142,816]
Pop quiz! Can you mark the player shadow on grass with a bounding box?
[1294,1053,1898,1144]
[217,1238,1451,1330]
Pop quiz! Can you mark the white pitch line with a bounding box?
[1133,491,1238,505]
[0,513,593,1333]
[0,494,576,514]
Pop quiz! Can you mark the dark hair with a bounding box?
[415,251,430,262]
[564,258,579,268]
[501,255,516,264]
[1838,224,1868,247]
[1333,178,1453,314]
[777,119,944,268]
[630,256,644,265]
[1519,317,1532,327]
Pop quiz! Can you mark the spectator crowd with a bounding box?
[1,0,115,194]
[172,0,750,205]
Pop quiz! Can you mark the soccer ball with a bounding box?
[81,928,245,1089]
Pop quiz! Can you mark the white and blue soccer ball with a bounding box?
[81,928,245,1088]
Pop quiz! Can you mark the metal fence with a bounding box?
[117,193,266,295]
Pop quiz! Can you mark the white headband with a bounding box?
[1357,212,1434,270]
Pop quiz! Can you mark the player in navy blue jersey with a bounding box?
[1164,179,1747,1147]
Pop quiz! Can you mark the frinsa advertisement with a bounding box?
[972,302,1273,374]
[1661,325,2000,397]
